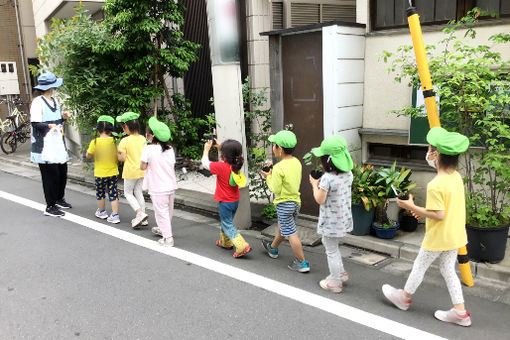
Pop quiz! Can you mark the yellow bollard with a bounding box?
[406,6,474,286]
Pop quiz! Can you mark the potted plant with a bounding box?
[350,164,380,236]
[371,161,416,239]
[303,151,323,179]
[381,9,509,260]
[398,208,419,232]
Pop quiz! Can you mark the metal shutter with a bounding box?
[291,3,320,27]
[272,2,284,29]
[322,3,356,22]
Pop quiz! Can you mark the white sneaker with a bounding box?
[158,237,174,247]
[151,227,162,236]
[319,278,343,293]
[107,214,120,224]
[434,308,472,327]
[131,212,148,229]
[141,219,149,226]
[382,284,412,311]
[95,209,108,219]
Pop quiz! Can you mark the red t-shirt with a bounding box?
[209,161,239,202]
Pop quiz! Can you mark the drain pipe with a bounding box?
[13,0,30,102]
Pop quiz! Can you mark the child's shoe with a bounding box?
[288,258,310,273]
[107,214,120,224]
[261,239,279,258]
[95,209,108,219]
[382,284,412,311]
[151,227,162,236]
[233,245,251,258]
[131,212,148,229]
[325,272,349,283]
[158,237,174,247]
[319,278,343,293]
[216,240,233,250]
[434,308,471,327]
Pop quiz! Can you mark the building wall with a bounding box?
[245,0,272,107]
[363,23,510,133]
[0,0,35,119]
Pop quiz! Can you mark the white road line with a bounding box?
[0,190,446,340]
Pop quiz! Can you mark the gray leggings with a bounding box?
[404,247,464,305]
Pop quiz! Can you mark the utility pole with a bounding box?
[206,0,251,229]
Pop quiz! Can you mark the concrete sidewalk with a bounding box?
[1,143,509,289]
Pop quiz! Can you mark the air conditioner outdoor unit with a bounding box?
[0,62,20,95]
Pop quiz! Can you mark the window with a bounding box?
[371,0,510,30]
[368,143,428,168]
[8,63,14,73]
[1,64,6,73]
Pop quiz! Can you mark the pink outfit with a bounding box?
[140,145,177,239]
[151,194,175,238]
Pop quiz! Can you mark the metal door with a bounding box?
[282,31,323,215]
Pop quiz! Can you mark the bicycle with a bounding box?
[1,108,31,154]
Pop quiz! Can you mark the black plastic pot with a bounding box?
[399,214,418,232]
[351,203,375,236]
[262,164,272,172]
[310,170,323,179]
[466,224,509,263]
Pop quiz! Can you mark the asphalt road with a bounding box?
[1,170,509,339]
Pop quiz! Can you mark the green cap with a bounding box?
[97,115,114,125]
[426,127,469,155]
[268,130,297,148]
[311,135,353,172]
[116,111,140,123]
[148,117,171,142]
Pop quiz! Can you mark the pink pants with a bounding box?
[150,193,175,239]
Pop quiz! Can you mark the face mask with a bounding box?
[426,151,437,169]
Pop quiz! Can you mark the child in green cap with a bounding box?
[140,117,177,247]
[117,112,148,228]
[86,115,120,224]
[309,135,354,293]
[383,127,472,327]
[261,130,309,273]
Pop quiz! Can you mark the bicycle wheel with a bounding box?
[17,121,31,144]
[1,131,17,154]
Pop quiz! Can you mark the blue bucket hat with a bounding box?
[34,72,63,91]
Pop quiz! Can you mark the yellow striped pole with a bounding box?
[406,6,474,287]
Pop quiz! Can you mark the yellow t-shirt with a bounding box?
[266,157,302,206]
[118,135,146,179]
[422,171,467,251]
[87,137,119,178]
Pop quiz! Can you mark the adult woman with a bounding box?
[30,72,72,217]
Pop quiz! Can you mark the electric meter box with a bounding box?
[0,62,20,95]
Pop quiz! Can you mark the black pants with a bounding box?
[38,163,68,208]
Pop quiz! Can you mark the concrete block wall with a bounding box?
[245,0,272,109]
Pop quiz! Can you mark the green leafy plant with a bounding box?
[381,8,510,227]
[261,202,277,219]
[303,152,323,172]
[35,2,199,136]
[165,94,208,160]
[373,161,416,226]
[351,164,380,211]
[243,78,273,204]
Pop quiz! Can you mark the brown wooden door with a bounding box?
[281,31,323,216]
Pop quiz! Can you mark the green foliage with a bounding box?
[351,164,380,211]
[261,203,277,219]
[243,78,273,203]
[166,94,208,160]
[303,152,322,172]
[35,2,199,137]
[381,8,510,227]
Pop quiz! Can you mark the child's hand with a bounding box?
[62,111,71,120]
[309,175,320,187]
[261,169,271,178]
[411,211,422,220]
[397,194,415,210]
[204,140,213,151]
